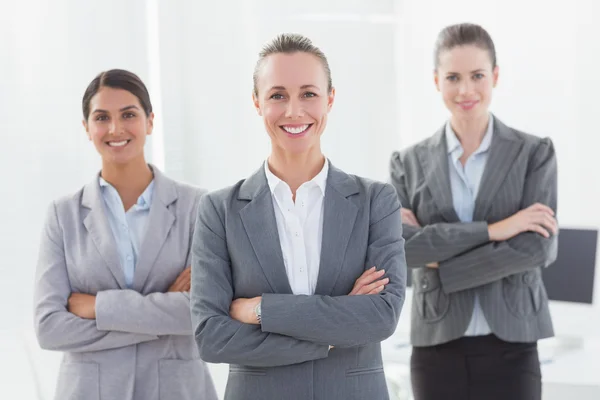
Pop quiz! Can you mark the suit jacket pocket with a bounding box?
[503,269,543,318]
[229,365,268,376]
[159,359,209,400]
[54,362,99,400]
[345,366,388,400]
[413,268,450,322]
[346,366,384,377]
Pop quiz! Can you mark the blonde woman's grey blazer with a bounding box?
[191,164,407,400]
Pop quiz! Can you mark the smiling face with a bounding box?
[253,51,335,157]
[83,86,153,166]
[434,44,499,121]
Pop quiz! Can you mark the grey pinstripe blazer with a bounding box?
[390,117,557,347]
[34,166,217,400]
[190,164,407,400]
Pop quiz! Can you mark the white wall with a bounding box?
[0,0,152,330]
[1,2,600,399]
[156,0,401,189]
[395,0,600,336]
[396,0,600,227]
[0,0,599,341]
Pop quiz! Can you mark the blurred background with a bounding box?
[1,0,599,398]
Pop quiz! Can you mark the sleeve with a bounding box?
[438,138,559,293]
[34,201,158,352]
[389,151,491,268]
[260,184,407,347]
[190,194,330,367]
[95,188,207,336]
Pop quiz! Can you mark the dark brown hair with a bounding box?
[82,69,152,120]
[434,23,497,69]
[253,33,333,96]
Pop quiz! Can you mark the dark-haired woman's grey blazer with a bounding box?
[34,167,218,400]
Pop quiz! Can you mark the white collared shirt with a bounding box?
[445,114,494,336]
[264,159,329,295]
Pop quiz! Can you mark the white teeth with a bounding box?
[108,140,128,147]
[282,124,309,135]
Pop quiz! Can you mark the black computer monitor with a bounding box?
[543,228,598,304]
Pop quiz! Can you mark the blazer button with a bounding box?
[420,278,429,290]
[523,273,534,285]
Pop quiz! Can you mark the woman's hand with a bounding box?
[68,293,96,319]
[488,203,557,241]
[401,208,421,227]
[349,267,389,295]
[230,297,262,325]
[167,266,191,292]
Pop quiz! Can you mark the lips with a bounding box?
[106,139,131,147]
[281,124,312,135]
[458,100,479,110]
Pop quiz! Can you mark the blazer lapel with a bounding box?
[239,167,293,294]
[416,126,460,222]
[315,164,359,296]
[473,118,523,221]
[82,178,127,289]
[133,167,176,291]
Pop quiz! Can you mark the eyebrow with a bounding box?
[92,105,140,114]
[447,69,486,75]
[267,84,320,91]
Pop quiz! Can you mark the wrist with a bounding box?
[487,223,497,241]
[254,300,262,325]
[91,295,97,319]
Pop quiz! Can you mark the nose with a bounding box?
[458,79,474,96]
[285,98,304,119]
[108,119,122,135]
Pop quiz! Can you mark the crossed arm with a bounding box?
[389,139,558,294]
[191,185,406,367]
[34,202,197,353]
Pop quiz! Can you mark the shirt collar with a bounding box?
[264,158,329,196]
[445,114,494,158]
[99,176,155,210]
